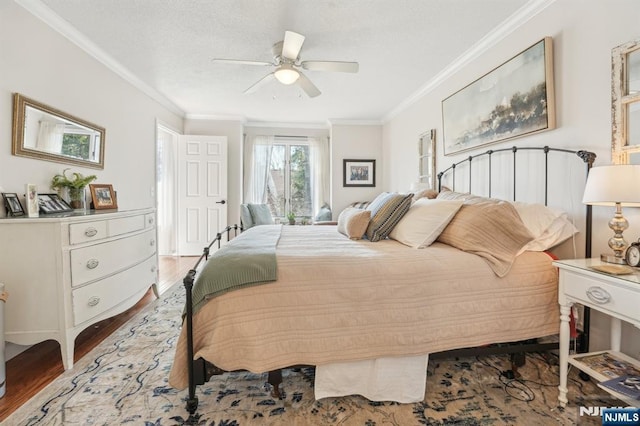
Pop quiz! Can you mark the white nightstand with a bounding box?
[554,258,640,407]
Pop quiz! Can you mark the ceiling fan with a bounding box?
[212,31,359,98]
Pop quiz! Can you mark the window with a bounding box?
[244,135,328,220]
[418,129,436,190]
[267,142,312,218]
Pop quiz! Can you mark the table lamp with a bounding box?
[582,164,640,264]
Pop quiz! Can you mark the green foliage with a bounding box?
[287,211,295,221]
[50,168,97,190]
[61,134,91,160]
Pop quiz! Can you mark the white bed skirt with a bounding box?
[314,354,429,403]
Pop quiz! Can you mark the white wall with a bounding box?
[383,0,640,358]
[330,124,383,217]
[0,1,183,215]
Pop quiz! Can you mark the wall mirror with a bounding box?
[12,93,105,169]
[612,38,640,164]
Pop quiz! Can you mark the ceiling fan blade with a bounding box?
[212,59,273,66]
[243,73,276,94]
[297,72,321,98]
[301,61,359,73]
[282,31,305,60]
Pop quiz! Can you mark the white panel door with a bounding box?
[177,135,228,255]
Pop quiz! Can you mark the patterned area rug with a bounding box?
[6,283,614,425]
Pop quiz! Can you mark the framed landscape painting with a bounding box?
[442,37,555,156]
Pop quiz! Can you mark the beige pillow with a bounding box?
[437,201,534,277]
[337,207,371,240]
[389,199,464,248]
[413,188,438,201]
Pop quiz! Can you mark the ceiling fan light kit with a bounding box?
[213,30,358,98]
[274,64,300,85]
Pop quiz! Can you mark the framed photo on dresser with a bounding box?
[37,193,73,214]
[2,192,25,217]
[89,184,117,210]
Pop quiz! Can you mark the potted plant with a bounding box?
[286,211,296,225]
[50,168,97,210]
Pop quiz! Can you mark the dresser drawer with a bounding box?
[562,270,640,322]
[70,229,156,287]
[108,214,145,237]
[145,213,155,228]
[71,256,157,326]
[69,221,108,244]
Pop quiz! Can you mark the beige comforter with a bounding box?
[169,225,558,389]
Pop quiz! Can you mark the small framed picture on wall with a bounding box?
[343,159,376,187]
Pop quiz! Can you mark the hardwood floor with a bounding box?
[0,255,196,422]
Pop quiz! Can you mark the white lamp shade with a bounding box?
[274,64,300,85]
[582,164,640,206]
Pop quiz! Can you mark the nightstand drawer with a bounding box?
[562,270,640,322]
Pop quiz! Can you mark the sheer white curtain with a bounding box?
[243,135,275,203]
[37,121,64,153]
[309,137,330,214]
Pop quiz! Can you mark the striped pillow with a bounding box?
[365,192,414,242]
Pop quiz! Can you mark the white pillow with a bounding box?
[389,199,464,248]
[512,202,578,253]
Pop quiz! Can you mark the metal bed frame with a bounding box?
[432,146,596,370]
[180,145,596,420]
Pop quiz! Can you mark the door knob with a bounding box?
[216,200,226,204]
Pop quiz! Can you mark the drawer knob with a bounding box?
[87,296,100,307]
[148,218,154,224]
[86,259,100,269]
[586,286,611,304]
[85,227,98,237]
[151,265,157,273]
[150,239,155,247]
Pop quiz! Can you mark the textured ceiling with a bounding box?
[30,0,533,124]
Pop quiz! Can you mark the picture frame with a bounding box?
[2,192,25,217]
[442,37,555,156]
[89,184,117,210]
[37,193,73,214]
[25,183,39,217]
[343,159,376,187]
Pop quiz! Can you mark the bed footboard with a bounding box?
[183,225,238,416]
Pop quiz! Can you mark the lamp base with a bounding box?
[600,253,627,265]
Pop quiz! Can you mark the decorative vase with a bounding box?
[68,187,86,211]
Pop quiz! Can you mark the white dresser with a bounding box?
[0,208,159,370]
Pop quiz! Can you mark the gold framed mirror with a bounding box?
[612,38,640,164]
[12,93,105,169]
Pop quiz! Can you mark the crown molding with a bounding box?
[382,0,556,123]
[185,113,247,122]
[244,121,329,129]
[328,119,383,126]
[16,0,186,118]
